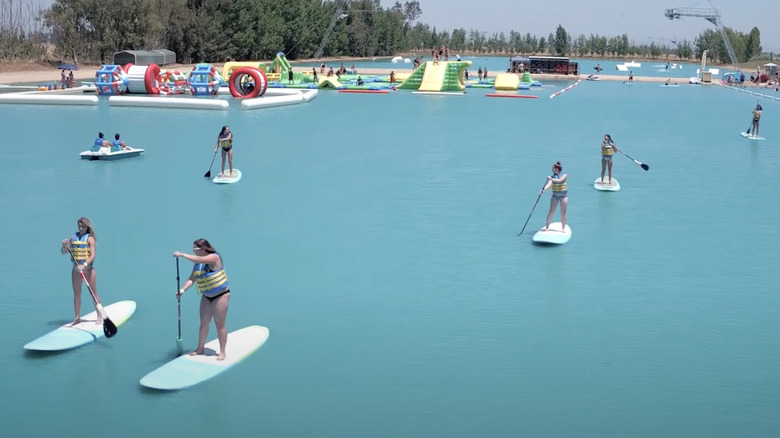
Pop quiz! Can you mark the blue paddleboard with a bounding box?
[24,300,136,351]
[140,325,269,390]
[212,169,242,184]
[594,177,621,191]
[740,132,765,141]
[532,222,572,245]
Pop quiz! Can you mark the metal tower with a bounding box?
[314,0,349,59]
[664,5,739,70]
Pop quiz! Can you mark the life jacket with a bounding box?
[193,255,229,297]
[70,233,90,263]
[601,141,615,156]
[551,173,567,194]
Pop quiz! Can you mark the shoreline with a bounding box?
[0,61,774,89]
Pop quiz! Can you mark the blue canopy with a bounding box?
[58,63,78,70]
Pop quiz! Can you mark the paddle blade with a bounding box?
[103,318,118,338]
[204,170,211,178]
[641,163,650,171]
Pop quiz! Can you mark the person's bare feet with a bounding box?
[189,350,205,356]
[70,318,81,326]
[217,353,226,361]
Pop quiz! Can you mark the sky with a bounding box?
[381,0,780,52]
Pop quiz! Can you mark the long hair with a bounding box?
[193,238,217,254]
[78,217,96,240]
[219,126,229,137]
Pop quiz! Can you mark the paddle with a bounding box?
[176,258,183,355]
[204,149,218,178]
[618,150,650,171]
[518,180,548,236]
[65,247,117,338]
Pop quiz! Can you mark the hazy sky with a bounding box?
[381,0,779,52]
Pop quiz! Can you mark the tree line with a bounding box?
[0,0,764,65]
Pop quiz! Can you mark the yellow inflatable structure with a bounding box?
[221,62,266,83]
[493,73,520,90]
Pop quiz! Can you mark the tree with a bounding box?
[552,25,570,56]
[745,27,761,60]
[537,36,546,53]
[649,43,662,59]
[402,1,421,24]
[676,40,693,60]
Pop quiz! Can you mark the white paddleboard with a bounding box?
[660,84,680,87]
[532,222,572,245]
[212,169,242,184]
[140,325,269,390]
[740,132,765,141]
[24,301,136,351]
[594,177,621,191]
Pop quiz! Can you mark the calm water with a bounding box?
[1,65,779,438]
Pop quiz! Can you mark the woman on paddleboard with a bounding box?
[215,126,233,178]
[752,104,762,138]
[61,217,101,326]
[600,134,620,185]
[541,162,568,232]
[174,239,230,361]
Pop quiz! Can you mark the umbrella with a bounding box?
[57,63,78,70]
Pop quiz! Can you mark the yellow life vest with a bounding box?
[551,173,567,193]
[601,141,614,156]
[193,257,229,297]
[70,233,90,263]
[219,137,232,149]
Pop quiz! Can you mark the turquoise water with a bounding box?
[2,74,779,437]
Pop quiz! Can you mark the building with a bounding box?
[510,56,579,75]
[113,50,176,66]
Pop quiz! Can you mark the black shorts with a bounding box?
[204,290,230,301]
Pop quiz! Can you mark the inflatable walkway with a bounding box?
[318,77,343,89]
[397,61,472,92]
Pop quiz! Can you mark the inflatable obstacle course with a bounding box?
[397,61,472,92]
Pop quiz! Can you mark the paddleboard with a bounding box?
[532,222,572,245]
[594,177,621,191]
[740,132,765,141]
[660,84,680,87]
[140,325,269,390]
[212,169,242,184]
[24,301,136,351]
